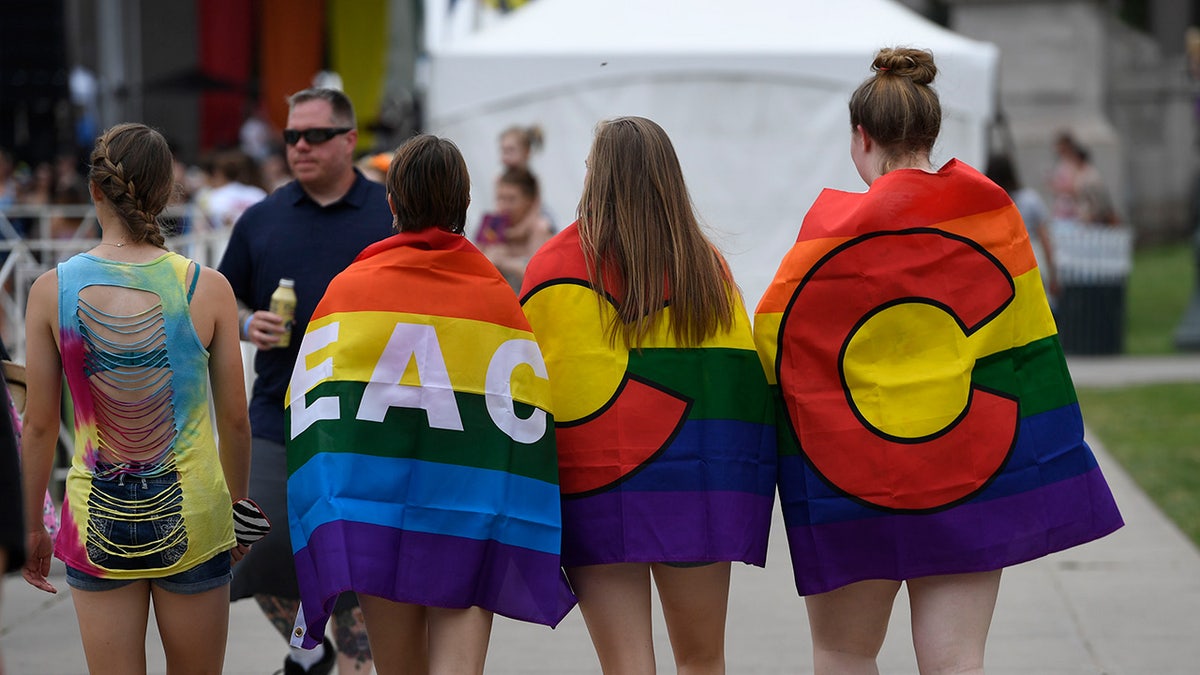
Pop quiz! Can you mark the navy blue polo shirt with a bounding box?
[218,170,393,444]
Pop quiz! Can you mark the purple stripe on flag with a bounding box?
[785,467,1124,596]
[561,490,774,567]
[292,521,576,648]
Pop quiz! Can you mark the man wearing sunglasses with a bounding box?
[218,87,392,675]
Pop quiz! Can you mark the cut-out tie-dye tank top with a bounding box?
[55,252,234,578]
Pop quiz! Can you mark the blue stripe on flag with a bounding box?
[615,418,777,494]
[779,402,1098,526]
[288,452,562,555]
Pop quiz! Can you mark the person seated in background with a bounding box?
[258,146,292,193]
[198,149,268,230]
[476,167,553,291]
[48,182,87,243]
[9,161,54,239]
[1048,132,1119,226]
[496,124,557,231]
[53,152,85,205]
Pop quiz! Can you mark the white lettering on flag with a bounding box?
[356,322,464,431]
[486,338,548,444]
[290,322,341,439]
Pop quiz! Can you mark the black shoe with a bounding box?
[281,637,336,675]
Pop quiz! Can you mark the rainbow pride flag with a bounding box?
[285,229,575,648]
[520,225,776,567]
[754,160,1123,595]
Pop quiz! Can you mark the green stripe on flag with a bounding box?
[626,348,773,423]
[971,335,1078,418]
[286,380,559,484]
[772,389,803,457]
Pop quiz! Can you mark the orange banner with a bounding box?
[260,0,326,131]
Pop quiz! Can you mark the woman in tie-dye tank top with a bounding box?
[21,123,252,675]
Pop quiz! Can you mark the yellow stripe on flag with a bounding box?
[524,283,757,422]
[300,310,552,410]
[754,267,1055,388]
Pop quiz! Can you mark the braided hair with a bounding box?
[88,123,174,248]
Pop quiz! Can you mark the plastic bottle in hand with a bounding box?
[270,278,297,348]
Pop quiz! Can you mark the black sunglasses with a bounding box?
[283,127,353,146]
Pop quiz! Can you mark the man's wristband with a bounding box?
[241,313,254,340]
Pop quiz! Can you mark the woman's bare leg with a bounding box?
[151,583,229,674]
[356,593,428,675]
[805,579,901,675]
[567,563,656,674]
[907,570,1001,675]
[651,562,730,675]
[427,606,492,675]
[72,581,152,675]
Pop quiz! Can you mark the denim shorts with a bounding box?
[66,551,232,594]
[67,465,231,594]
[85,467,188,571]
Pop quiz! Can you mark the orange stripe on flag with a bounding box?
[755,204,1036,315]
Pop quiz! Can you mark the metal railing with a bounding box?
[0,203,231,361]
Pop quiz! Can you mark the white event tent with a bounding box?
[426,0,999,307]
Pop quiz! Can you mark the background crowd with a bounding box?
[0,121,569,302]
[0,125,1122,321]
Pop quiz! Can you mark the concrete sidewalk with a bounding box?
[3,356,1199,674]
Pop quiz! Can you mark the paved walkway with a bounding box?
[3,355,1200,674]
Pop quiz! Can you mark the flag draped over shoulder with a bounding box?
[285,228,575,648]
[520,224,776,567]
[754,160,1123,595]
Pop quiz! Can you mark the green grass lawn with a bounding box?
[1076,383,1200,547]
[1071,242,1200,547]
[1123,243,1194,355]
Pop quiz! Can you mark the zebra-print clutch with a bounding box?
[232,498,272,546]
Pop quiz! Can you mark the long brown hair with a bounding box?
[577,116,734,349]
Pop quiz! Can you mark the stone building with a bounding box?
[907,0,1199,242]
